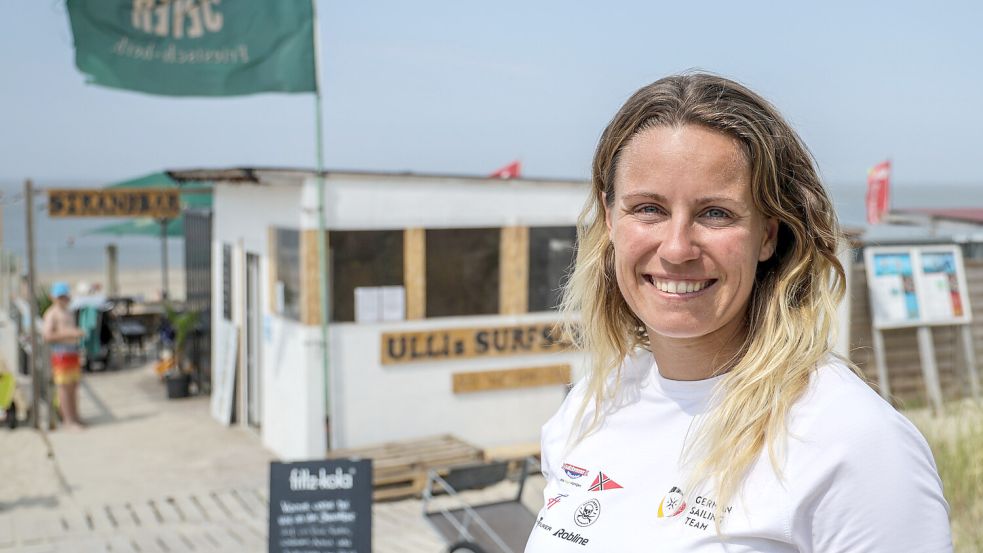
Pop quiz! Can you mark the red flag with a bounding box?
[489,160,522,179]
[866,160,891,224]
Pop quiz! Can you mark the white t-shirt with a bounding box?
[524,350,952,552]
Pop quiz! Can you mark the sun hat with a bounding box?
[50,282,71,298]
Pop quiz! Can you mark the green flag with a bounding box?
[67,0,317,96]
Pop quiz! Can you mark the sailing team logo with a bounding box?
[588,472,623,491]
[562,463,588,479]
[574,499,601,527]
[657,486,687,518]
[547,493,569,509]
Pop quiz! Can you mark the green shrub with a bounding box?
[908,401,983,552]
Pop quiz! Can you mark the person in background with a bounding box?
[42,282,86,429]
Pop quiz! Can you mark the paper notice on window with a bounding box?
[381,286,405,321]
[355,287,381,323]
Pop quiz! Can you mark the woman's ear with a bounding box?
[758,218,779,262]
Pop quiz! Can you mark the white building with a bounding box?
[176,168,589,460]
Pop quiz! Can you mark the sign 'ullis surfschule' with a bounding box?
[66,0,317,96]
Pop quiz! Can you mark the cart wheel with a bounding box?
[448,542,488,553]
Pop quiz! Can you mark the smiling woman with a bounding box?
[524,74,953,552]
[607,125,777,374]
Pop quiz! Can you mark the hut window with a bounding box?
[329,230,404,322]
[528,226,577,312]
[274,229,302,321]
[426,228,500,317]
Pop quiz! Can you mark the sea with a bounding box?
[0,180,980,276]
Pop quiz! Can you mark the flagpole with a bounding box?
[311,0,332,452]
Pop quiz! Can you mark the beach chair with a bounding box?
[422,458,537,553]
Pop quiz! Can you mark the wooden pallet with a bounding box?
[482,442,542,476]
[327,434,484,501]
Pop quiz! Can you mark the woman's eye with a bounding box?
[635,205,663,215]
[703,208,731,219]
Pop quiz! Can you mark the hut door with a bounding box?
[245,253,262,428]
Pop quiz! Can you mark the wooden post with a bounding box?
[160,218,169,300]
[403,228,425,320]
[106,244,119,296]
[25,180,42,430]
[916,326,945,415]
[960,325,980,401]
[0,249,7,314]
[871,328,892,402]
[300,229,323,325]
[499,226,529,315]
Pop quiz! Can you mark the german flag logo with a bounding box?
[588,472,623,491]
[657,486,687,518]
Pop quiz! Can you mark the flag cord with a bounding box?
[311,0,332,452]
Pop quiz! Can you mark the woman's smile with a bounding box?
[643,275,718,296]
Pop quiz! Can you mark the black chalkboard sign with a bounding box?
[268,459,372,553]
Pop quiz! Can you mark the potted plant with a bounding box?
[162,305,199,399]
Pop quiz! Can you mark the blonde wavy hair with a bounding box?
[560,73,849,522]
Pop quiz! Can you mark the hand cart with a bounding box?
[422,457,538,553]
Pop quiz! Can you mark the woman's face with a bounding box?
[605,124,777,352]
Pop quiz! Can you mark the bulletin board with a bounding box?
[864,245,972,329]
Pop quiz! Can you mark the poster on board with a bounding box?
[864,245,972,329]
[869,252,919,325]
[920,252,965,320]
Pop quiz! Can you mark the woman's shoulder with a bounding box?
[541,348,652,442]
[787,355,936,468]
[555,347,651,409]
[796,356,887,415]
[782,360,951,550]
[794,357,911,430]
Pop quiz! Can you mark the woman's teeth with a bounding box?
[653,279,712,294]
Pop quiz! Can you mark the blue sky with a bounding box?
[1,0,982,188]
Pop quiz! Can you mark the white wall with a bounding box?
[328,312,587,450]
[212,181,328,459]
[299,174,587,230]
[213,182,304,244]
[260,316,326,460]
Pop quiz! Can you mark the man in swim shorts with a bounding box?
[42,282,86,429]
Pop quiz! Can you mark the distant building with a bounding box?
[174,168,588,459]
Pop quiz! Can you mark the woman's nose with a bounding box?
[658,219,700,264]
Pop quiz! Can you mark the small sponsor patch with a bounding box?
[551,528,590,546]
[547,493,568,509]
[562,463,588,479]
[657,486,687,518]
[588,472,623,491]
[574,499,601,527]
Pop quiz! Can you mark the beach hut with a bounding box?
[174,168,588,459]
